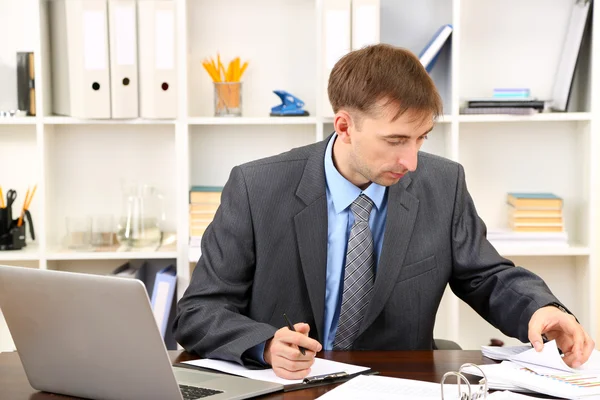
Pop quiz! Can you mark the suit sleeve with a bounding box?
[449,163,568,343]
[173,166,277,366]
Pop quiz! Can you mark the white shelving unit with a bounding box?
[0,0,598,352]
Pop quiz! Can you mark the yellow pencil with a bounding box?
[26,184,37,209]
[203,54,249,83]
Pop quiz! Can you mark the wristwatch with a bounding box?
[547,302,569,314]
[545,302,579,323]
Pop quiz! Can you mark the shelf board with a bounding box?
[0,243,40,261]
[45,246,178,260]
[187,116,318,125]
[458,112,591,123]
[43,116,175,125]
[319,114,454,124]
[0,117,37,125]
[494,244,590,257]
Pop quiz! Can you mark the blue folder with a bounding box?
[150,265,177,339]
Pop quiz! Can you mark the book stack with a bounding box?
[188,185,222,240]
[188,186,222,262]
[486,192,568,248]
[506,192,564,233]
[461,88,545,115]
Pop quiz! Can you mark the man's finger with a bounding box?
[583,334,596,363]
[279,330,322,353]
[274,354,315,372]
[278,343,317,361]
[294,323,310,334]
[565,325,585,366]
[565,330,595,368]
[528,318,547,352]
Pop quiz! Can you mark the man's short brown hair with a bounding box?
[327,43,443,123]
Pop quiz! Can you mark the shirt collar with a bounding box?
[324,133,387,214]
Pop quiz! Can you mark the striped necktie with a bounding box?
[333,193,375,350]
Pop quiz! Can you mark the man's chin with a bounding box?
[373,176,403,187]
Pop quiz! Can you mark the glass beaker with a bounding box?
[116,183,165,249]
[65,216,92,250]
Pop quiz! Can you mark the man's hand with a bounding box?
[528,305,595,368]
[264,323,322,379]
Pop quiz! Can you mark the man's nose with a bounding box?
[398,149,418,172]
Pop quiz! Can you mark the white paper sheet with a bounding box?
[183,357,370,386]
[510,340,600,375]
[316,375,486,400]
[487,391,546,399]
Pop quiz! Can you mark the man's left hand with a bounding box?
[528,305,595,368]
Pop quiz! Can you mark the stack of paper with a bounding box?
[465,340,600,399]
[481,344,532,361]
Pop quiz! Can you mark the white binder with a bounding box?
[321,0,351,118]
[137,0,177,119]
[49,0,111,118]
[351,0,380,51]
[108,0,139,118]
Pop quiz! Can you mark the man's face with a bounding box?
[341,105,434,188]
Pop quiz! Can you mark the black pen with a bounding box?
[283,313,307,355]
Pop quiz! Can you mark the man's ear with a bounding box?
[334,110,353,144]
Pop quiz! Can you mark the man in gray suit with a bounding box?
[174,44,594,379]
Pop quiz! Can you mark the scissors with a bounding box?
[6,189,16,209]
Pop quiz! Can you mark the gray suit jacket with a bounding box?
[173,136,562,365]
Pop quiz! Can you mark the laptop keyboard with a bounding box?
[179,384,224,399]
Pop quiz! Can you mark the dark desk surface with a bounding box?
[0,350,495,399]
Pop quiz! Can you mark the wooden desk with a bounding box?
[0,350,495,399]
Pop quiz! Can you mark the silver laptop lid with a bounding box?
[0,265,183,400]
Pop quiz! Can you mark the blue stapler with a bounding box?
[270,90,310,116]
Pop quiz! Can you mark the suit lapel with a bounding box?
[357,177,420,337]
[293,139,330,343]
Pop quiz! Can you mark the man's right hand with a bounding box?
[263,323,322,379]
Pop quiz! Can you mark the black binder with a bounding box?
[16,52,35,116]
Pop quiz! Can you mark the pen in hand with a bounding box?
[283,313,307,356]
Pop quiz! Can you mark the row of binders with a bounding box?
[321,0,381,117]
[111,259,178,349]
[49,0,177,119]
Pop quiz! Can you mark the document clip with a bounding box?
[440,363,488,400]
[303,371,349,384]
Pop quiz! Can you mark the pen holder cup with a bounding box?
[0,208,27,250]
[214,82,242,117]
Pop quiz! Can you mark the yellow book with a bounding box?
[509,216,563,224]
[189,186,223,204]
[190,204,220,213]
[508,205,562,218]
[507,193,563,210]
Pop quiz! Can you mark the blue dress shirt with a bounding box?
[243,133,388,362]
[323,133,388,350]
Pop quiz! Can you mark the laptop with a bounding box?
[0,265,283,400]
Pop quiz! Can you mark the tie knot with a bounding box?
[350,194,374,222]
